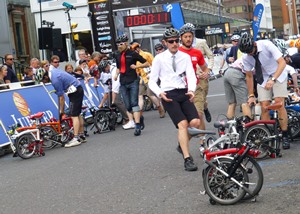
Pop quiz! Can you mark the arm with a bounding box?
[59,95,65,114]
[201,40,214,70]
[265,57,286,90]
[114,68,120,81]
[245,71,256,105]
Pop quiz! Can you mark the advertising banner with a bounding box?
[252,3,264,41]
[163,3,184,30]
[0,120,10,147]
[88,0,116,54]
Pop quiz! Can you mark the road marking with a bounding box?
[207,93,225,98]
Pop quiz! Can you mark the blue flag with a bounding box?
[252,3,264,41]
[163,3,185,30]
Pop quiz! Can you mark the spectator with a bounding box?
[30,58,40,75]
[75,49,87,67]
[40,60,51,83]
[23,67,35,86]
[3,54,19,83]
[0,64,9,90]
[49,55,60,71]
[65,64,74,74]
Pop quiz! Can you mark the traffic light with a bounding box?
[223,33,227,39]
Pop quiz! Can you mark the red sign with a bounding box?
[123,12,171,27]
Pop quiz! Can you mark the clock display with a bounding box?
[124,12,171,27]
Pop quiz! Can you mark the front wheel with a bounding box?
[94,111,109,133]
[203,158,248,205]
[242,125,271,159]
[15,134,36,159]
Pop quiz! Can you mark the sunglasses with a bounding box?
[44,64,50,67]
[232,40,239,42]
[6,58,14,60]
[155,48,164,51]
[53,61,59,64]
[167,39,180,44]
[117,42,125,46]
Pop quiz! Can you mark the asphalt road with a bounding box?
[1,77,300,214]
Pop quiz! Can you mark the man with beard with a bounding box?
[113,34,149,136]
[177,23,210,151]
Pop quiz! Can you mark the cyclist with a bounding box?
[178,23,210,146]
[49,67,85,147]
[239,33,290,149]
[130,42,165,118]
[113,34,149,136]
[149,28,200,171]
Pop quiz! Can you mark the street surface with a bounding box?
[1,77,300,214]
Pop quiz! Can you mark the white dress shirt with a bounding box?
[149,49,197,97]
[242,40,287,87]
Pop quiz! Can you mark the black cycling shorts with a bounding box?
[68,85,84,117]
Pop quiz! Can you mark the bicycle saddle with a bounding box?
[29,112,44,120]
[188,127,216,137]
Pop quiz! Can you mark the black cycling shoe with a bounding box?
[134,128,141,136]
[184,157,198,171]
[140,115,145,130]
[204,108,212,123]
[282,137,290,149]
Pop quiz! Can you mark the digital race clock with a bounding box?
[123,12,171,27]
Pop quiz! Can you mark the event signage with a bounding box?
[252,3,264,41]
[111,0,188,10]
[204,22,230,36]
[123,12,171,27]
[0,80,105,146]
[88,0,116,54]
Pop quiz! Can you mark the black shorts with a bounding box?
[68,85,84,116]
[162,89,199,128]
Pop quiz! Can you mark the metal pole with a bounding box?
[39,0,44,60]
[66,9,76,60]
[286,0,294,35]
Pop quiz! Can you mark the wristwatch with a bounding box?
[271,77,277,82]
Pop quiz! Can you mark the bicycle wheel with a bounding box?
[15,134,36,159]
[143,95,153,111]
[204,134,220,151]
[242,125,271,159]
[94,111,109,133]
[40,126,57,149]
[241,155,264,200]
[203,158,248,205]
[115,108,123,124]
[287,109,300,138]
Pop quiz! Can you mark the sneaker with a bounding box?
[184,157,198,171]
[282,137,290,150]
[64,138,81,148]
[158,106,165,118]
[204,108,212,123]
[79,135,87,143]
[140,115,145,130]
[134,128,141,136]
[123,120,135,130]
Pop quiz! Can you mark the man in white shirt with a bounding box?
[239,33,290,150]
[149,28,200,171]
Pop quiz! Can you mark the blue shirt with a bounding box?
[50,68,81,97]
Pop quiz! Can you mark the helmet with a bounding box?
[231,34,240,41]
[163,28,179,39]
[295,39,300,48]
[179,23,195,36]
[35,68,45,83]
[273,39,287,54]
[238,33,254,53]
[99,60,110,71]
[116,34,128,43]
[154,43,165,50]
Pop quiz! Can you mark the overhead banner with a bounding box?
[252,3,264,41]
[111,0,187,10]
[88,0,116,54]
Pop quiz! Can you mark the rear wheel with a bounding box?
[242,125,271,159]
[40,126,57,149]
[287,109,300,139]
[94,111,109,133]
[16,134,36,159]
[143,95,153,111]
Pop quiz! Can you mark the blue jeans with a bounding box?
[120,79,140,112]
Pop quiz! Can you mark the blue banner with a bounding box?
[163,3,185,30]
[0,80,105,146]
[0,120,10,147]
[252,3,264,41]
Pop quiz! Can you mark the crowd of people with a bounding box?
[2,23,299,171]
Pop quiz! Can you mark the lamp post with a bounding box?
[39,0,44,60]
